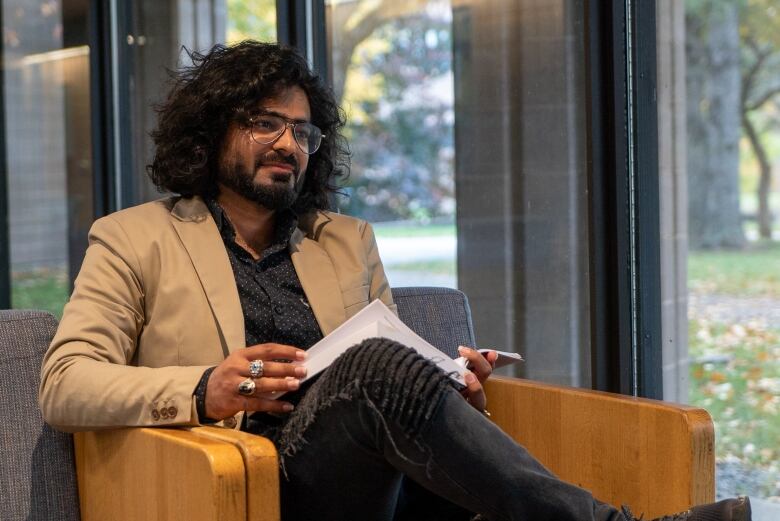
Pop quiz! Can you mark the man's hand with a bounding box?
[205,343,307,419]
[458,346,497,413]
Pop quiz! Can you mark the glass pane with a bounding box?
[326,0,591,386]
[120,0,277,206]
[3,0,93,318]
[658,0,780,514]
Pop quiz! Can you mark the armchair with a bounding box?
[1,288,714,521]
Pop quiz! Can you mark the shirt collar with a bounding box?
[205,198,299,253]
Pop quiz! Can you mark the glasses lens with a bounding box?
[294,123,323,154]
[250,115,285,144]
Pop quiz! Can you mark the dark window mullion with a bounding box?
[587,0,661,398]
[630,0,662,399]
[276,0,328,79]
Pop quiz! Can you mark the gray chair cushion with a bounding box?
[0,310,80,521]
[392,287,476,359]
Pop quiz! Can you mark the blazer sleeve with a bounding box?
[39,216,209,432]
[360,221,397,315]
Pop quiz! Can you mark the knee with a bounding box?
[319,338,453,434]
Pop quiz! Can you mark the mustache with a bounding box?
[255,151,299,172]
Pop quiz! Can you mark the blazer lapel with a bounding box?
[290,223,346,336]
[170,197,245,356]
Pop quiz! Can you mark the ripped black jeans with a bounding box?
[245,338,624,521]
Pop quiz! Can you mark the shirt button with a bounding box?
[274,305,284,314]
[223,417,237,429]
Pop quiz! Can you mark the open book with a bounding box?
[273,300,522,397]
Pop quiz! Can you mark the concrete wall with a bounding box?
[453,0,590,386]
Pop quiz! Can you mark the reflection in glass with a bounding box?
[326,0,591,386]
[121,0,277,206]
[3,0,93,317]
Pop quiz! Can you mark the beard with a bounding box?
[219,152,302,210]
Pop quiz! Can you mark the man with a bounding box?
[39,41,750,521]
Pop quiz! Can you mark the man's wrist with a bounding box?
[193,366,219,424]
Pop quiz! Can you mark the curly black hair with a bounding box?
[147,41,348,213]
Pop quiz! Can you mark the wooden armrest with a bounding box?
[75,427,279,521]
[188,426,280,521]
[484,376,715,519]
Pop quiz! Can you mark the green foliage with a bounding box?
[337,13,455,223]
[227,0,276,43]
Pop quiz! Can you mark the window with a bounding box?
[116,0,277,207]
[658,0,780,513]
[326,0,591,386]
[2,0,92,317]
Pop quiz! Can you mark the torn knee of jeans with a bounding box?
[275,338,452,468]
[321,338,452,436]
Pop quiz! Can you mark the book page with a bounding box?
[270,300,523,399]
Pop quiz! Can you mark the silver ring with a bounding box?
[249,359,264,379]
[237,378,256,396]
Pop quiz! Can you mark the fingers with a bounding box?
[252,376,301,395]
[463,371,487,412]
[458,346,493,383]
[485,350,498,368]
[243,343,307,363]
[239,360,307,379]
[244,396,296,414]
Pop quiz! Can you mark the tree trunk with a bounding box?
[742,115,773,238]
[685,1,745,249]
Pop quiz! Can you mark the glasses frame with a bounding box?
[246,112,326,155]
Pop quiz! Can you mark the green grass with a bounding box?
[688,319,780,495]
[688,242,780,296]
[387,259,456,274]
[11,269,69,319]
[373,223,455,238]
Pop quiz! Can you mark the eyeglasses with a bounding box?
[247,113,325,155]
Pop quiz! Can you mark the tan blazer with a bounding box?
[39,196,395,432]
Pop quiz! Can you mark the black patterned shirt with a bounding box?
[193,200,323,422]
[206,200,323,350]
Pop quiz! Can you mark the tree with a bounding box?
[227,0,276,43]
[326,0,434,103]
[740,0,780,239]
[686,0,746,249]
[327,0,455,222]
[336,13,455,222]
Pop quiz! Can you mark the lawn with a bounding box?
[688,241,780,296]
[688,243,780,499]
[689,319,780,492]
[373,223,455,238]
[11,269,69,319]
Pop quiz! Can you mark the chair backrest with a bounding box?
[0,310,80,521]
[391,287,476,359]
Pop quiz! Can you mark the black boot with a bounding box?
[622,497,751,521]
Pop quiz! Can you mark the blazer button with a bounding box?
[167,406,178,418]
[160,407,170,419]
[223,417,237,428]
[151,409,160,421]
